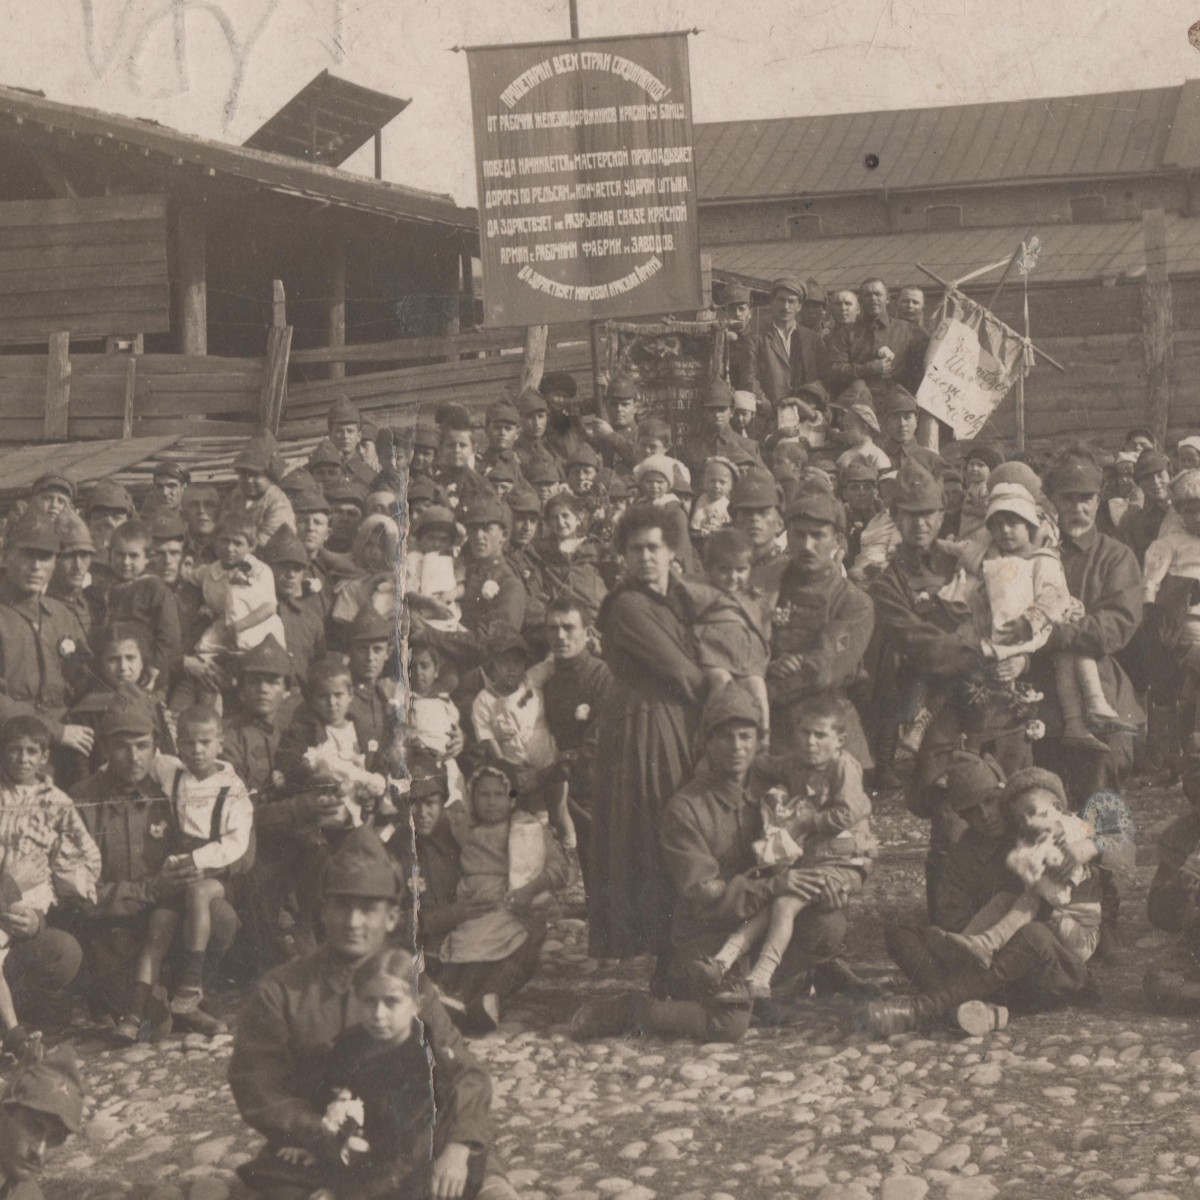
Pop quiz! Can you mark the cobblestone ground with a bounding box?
[49,781,1200,1200]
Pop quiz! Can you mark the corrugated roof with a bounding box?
[0,84,475,231]
[706,214,1200,291]
[697,86,1184,200]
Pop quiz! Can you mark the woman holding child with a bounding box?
[587,505,716,967]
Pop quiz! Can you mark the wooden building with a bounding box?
[693,82,1200,443]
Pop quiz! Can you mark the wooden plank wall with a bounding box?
[0,352,264,441]
[281,331,595,437]
[0,195,170,343]
[982,331,1200,448]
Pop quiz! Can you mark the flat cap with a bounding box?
[804,278,827,304]
[307,440,344,469]
[703,378,734,409]
[566,443,601,469]
[56,510,95,554]
[238,633,292,678]
[844,401,881,435]
[149,511,187,542]
[349,607,394,643]
[1134,448,1172,480]
[730,467,783,511]
[1045,456,1103,496]
[328,394,361,425]
[606,374,638,400]
[523,455,561,484]
[87,479,134,514]
[517,386,548,415]
[486,460,518,484]
[280,466,318,496]
[721,283,751,306]
[324,480,368,509]
[412,424,440,451]
[7,511,61,554]
[732,390,757,414]
[32,472,75,499]
[152,462,191,484]
[487,399,520,426]
[97,700,156,740]
[505,485,541,515]
[408,476,438,504]
[892,460,944,511]
[322,825,399,900]
[3,1050,85,1134]
[785,489,845,530]
[771,275,807,299]
[460,495,512,528]
[841,458,879,484]
[415,505,458,536]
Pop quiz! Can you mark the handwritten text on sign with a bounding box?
[916,304,1028,439]
[467,34,701,326]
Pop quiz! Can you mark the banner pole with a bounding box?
[1017,244,1029,451]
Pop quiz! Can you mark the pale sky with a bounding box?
[1,0,1198,205]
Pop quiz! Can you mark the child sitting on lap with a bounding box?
[695,694,877,999]
[929,767,1101,969]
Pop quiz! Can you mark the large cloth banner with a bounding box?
[466,33,702,326]
[916,291,1032,439]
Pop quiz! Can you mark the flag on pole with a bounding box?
[916,291,1032,439]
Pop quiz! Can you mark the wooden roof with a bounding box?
[243,71,409,166]
[696,84,1194,201]
[0,84,474,231]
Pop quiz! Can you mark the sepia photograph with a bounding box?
[0,1,1196,1197]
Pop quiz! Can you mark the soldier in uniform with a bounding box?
[767,490,875,767]
[0,514,93,758]
[262,530,326,683]
[453,498,527,665]
[477,399,526,483]
[729,469,788,593]
[678,380,764,481]
[230,827,519,1200]
[870,461,1033,920]
[322,395,379,486]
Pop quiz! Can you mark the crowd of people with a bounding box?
[4,273,1200,1198]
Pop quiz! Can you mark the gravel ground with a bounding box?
[45,779,1200,1200]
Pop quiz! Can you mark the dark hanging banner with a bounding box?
[466,31,702,327]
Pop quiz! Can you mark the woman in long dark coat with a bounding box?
[588,505,712,968]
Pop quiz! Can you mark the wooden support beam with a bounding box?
[176,200,207,355]
[519,326,548,393]
[1141,207,1174,448]
[272,279,287,328]
[701,252,712,311]
[122,355,137,439]
[326,228,346,381]
[44,332,70,440]
[259,324,294,435]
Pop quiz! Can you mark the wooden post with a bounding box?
[701,253,712,310]
[44,332,71,440]
[259,325,293,436]
[519,325,549,392]
[122,356,138,440]
[591,320,606,415]
[1142,207,1174,447]
[326,226,346,381]
[272,279,287,328]
[176,201,207,356]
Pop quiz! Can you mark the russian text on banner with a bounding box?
[466,32,702,327]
